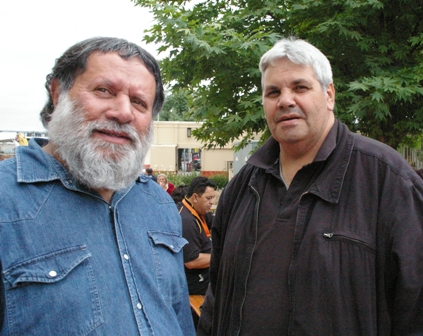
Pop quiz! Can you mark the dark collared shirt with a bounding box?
[240,125,337,335]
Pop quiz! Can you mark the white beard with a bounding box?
[47,93,153,191]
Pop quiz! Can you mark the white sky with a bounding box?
[0,0,159,132]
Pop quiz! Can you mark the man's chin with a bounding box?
[93,143,133,161]
[99,150,126,162]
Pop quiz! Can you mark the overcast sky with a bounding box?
[0,0,159,132]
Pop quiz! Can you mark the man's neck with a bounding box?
[279,116,335,187]
[185,196,196,208]
[96,189,114,203]
[279,152,314,188]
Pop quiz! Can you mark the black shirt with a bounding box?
[240,130,335,335]
[180,201,212,295]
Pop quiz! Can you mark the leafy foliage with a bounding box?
[166,171,200,187]
[209,174,229,190]
[157,90,194,121]
[164,172,228,190]
[134,0,423,149]
[288,0,423,149]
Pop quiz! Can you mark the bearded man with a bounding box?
[0,37,194,335]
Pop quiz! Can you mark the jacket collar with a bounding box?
[248,119,354,204]
[309,120,355,203]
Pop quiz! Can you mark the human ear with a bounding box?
[50,79,62,107]
[326,83,335,111]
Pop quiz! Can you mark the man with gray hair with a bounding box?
[0,37,194,335]
[198,37,423,335]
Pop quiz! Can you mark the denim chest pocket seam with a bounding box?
[3,245,104,336]
[4,245,91,287]
[148,231,188,303]
[148,231,188,253]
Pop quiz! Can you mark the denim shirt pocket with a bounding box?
[148,231,188,303]
[3,245,104,336]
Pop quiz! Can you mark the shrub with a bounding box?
[209,174,228,190]
[180,172,200,186]
[165,172,228,190]
[165,172,199,187]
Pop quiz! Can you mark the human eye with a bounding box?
[132,98,146,107]
[295,85,308,92]
[266,89,280,97]
[95,87,113,96]
[131,97,149,110]
[292,80,311,92]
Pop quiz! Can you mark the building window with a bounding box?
[187,128,192,137]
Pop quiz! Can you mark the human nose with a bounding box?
[277,89,296,109]
[106,95,134,124]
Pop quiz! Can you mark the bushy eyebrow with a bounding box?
[292,78,311,86]
[133,93,150,102]
[264,78,312,90]
[263,84,279,91]
[97,77,113,86]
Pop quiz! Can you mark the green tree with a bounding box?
[289,0,423,149]
[134,0,423,149]
[157,90,194,121]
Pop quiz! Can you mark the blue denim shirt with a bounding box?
[0,139,195,336]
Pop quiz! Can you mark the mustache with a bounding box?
[86,120,141,145]
[273,107,305,120]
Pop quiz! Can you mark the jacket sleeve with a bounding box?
[384,172,423,334]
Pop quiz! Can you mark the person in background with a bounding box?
[15,132,28,146]
[198,37,423,335]
[172,184,188,204]
[179,176,216,296]
[145,167,157,182]
[158,173,175,195]
[0,37,194,335]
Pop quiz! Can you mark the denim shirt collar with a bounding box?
[16,138,143,203]
[15,138,67,183]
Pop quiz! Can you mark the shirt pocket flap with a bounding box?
[148,231,188,253]
[3,245,91,288]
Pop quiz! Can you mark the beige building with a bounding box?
[147,121,234,177]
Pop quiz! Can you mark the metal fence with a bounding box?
[397,147,423,169]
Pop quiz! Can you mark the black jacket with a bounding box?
[198,120,423,335]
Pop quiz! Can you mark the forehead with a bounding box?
[263,58,316,83]
[84,51,143,71]
[68,51,157,108]
[76,52,155,86]
[201,186,215,195]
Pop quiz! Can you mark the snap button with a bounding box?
[123,254,129,260]
[137,302,142,310]
[48,270,58,278]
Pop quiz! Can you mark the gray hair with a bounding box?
[259,37,333,91]
[40,37,164,127]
